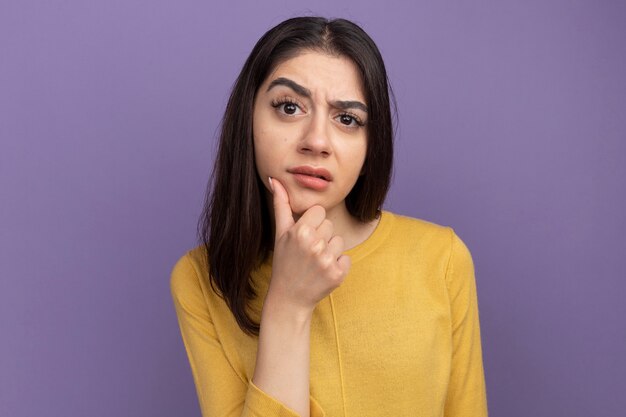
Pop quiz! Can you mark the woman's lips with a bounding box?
[288,166,332,191]
[291,173,330,190]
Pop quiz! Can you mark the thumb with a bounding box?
[269,177,294,239]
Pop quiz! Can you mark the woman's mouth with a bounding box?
[287,166,332,191]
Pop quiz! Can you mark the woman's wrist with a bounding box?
[254,291,313,417]
[261,292,314,329]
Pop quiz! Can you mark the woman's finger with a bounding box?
[270,177,295,240]
[336,254,351,275]
[316,219,334,242]
[326,235,345,259]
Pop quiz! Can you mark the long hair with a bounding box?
[198,16,395,336]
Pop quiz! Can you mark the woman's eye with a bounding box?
[272,100,303,116]
[339,114,354,125]
[282,102,298,115]
[337,114,363,127]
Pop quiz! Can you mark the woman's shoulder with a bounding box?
[383,210,454,243]
[169,244,210,301]
[384,210,447,229]
[376,211,475,287]
[382,210,473,262]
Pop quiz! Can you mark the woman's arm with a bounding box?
[252,297,313,417]
[443,230,489,416]
[171,177,347,417]
[171,252,328,417]
[252,178,349,417]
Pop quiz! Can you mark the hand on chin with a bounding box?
[282,188,326,218]
[288,199,324,219]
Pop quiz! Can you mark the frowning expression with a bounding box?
[253,50,368,216]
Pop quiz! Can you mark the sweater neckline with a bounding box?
[257,210,394,277]
[343,210,393,264]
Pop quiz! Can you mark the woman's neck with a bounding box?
[320,203,380,251]
[264,191,380,251]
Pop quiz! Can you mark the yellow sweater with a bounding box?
[170,211,488,417]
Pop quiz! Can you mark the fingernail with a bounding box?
[268,176,274,192]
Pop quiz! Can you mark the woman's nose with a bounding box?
[298,114,332,157]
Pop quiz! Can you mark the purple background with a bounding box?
[2,1,625,416]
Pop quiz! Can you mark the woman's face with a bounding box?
[253,50,368,217]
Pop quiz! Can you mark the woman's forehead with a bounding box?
[263,51,366,102]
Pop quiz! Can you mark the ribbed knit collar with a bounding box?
[344,210,394,264]
[254,210,394,284]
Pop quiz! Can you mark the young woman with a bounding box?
[171,16,488,417]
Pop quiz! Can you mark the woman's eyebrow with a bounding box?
[332,100,368,113]
[266,77,368,113]
[267,77,311,97]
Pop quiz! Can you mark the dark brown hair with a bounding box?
[198,16,395,335]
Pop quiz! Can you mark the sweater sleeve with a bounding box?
[170,253,326,417]
[443,230,489,417]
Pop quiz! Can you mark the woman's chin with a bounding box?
[288,198,346,220]
[283,186,345,218]
[289,200,323,217]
